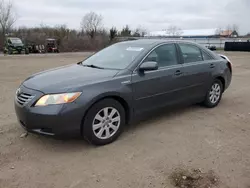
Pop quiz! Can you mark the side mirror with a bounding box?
[139,61,158,72]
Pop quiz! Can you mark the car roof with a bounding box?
[119,39,199,47]
[119,39,219,61]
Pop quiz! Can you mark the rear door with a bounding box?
[131,43,186,114]
[177,43,214,100]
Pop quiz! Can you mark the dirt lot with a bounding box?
[0,52,250,188]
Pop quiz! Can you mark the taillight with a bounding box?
[227,61,232,73]
[219,54,232,73]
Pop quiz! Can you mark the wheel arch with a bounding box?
[80,94,132,135]
[215,76,225,92]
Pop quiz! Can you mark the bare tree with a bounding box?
[225,24,240,37]
[215,27,222,36]
[133,28,141,37]
[133,26,147,37]
[80,12,103,39]
[232,24,239,33]
[120,25,131,37]
[140,28,147,37]
[109,27,118,41]
[166,25,183,37]
[0,0,16,41]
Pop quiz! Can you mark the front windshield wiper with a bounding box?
[82,64,104,69]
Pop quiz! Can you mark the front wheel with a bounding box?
[203,79,223,108]
[83,99,125,145]
[8,48,12,55]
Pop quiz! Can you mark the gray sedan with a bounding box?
[14,40,232,145]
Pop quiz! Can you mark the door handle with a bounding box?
[174,70,182,76]
[210,64,215,68]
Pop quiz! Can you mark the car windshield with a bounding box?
[10,38,23,44]
[82,43,145,69]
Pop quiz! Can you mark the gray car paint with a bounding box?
[15,39,232,136]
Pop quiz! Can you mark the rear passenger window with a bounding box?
[179,44,203,63]
[144,44,178,68]
[202,51,213,60]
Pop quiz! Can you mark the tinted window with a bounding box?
[82,43,145,69]
[179,44,203,63]
[202,51,213,60]
[144,44,178,67]
[10,38,23,44]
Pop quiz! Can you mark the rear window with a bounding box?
[179,44,203,63]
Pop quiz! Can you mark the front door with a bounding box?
[131,43,185,114]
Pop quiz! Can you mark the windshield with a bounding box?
[10,38,23,44]
[82,43,145,69]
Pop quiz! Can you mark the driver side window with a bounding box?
[144,44,178,68]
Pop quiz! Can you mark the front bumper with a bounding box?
[14,85,83,137]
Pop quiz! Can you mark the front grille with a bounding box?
[16,93,34,106]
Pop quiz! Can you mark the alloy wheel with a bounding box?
[209,83,221,104]
[92,107,121,140]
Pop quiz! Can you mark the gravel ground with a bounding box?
[0,52,250,188]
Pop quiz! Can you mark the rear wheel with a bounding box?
[203,79,223,108]
[83,99,125,145]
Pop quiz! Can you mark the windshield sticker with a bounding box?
[126,47,144,51]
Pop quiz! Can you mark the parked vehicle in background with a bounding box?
[14,40,232,146]
[27,42,45,54]
[206,45,217,51]
[3,37,29,55]
[46,38,60,53]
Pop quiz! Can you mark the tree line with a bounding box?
[0,0,147,52]
[0,0,248,52]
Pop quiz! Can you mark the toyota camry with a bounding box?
[14,40,232,145]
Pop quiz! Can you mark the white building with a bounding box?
[145,28,218,38]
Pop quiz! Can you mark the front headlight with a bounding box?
[35,92,82,106]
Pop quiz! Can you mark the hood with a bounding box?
[23,64,119,93]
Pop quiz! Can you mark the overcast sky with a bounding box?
[13,0,250,34]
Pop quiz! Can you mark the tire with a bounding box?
[25,48,29,55]
[83,98,125,145]
[8,49,12,55]
[203,79,223,108]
